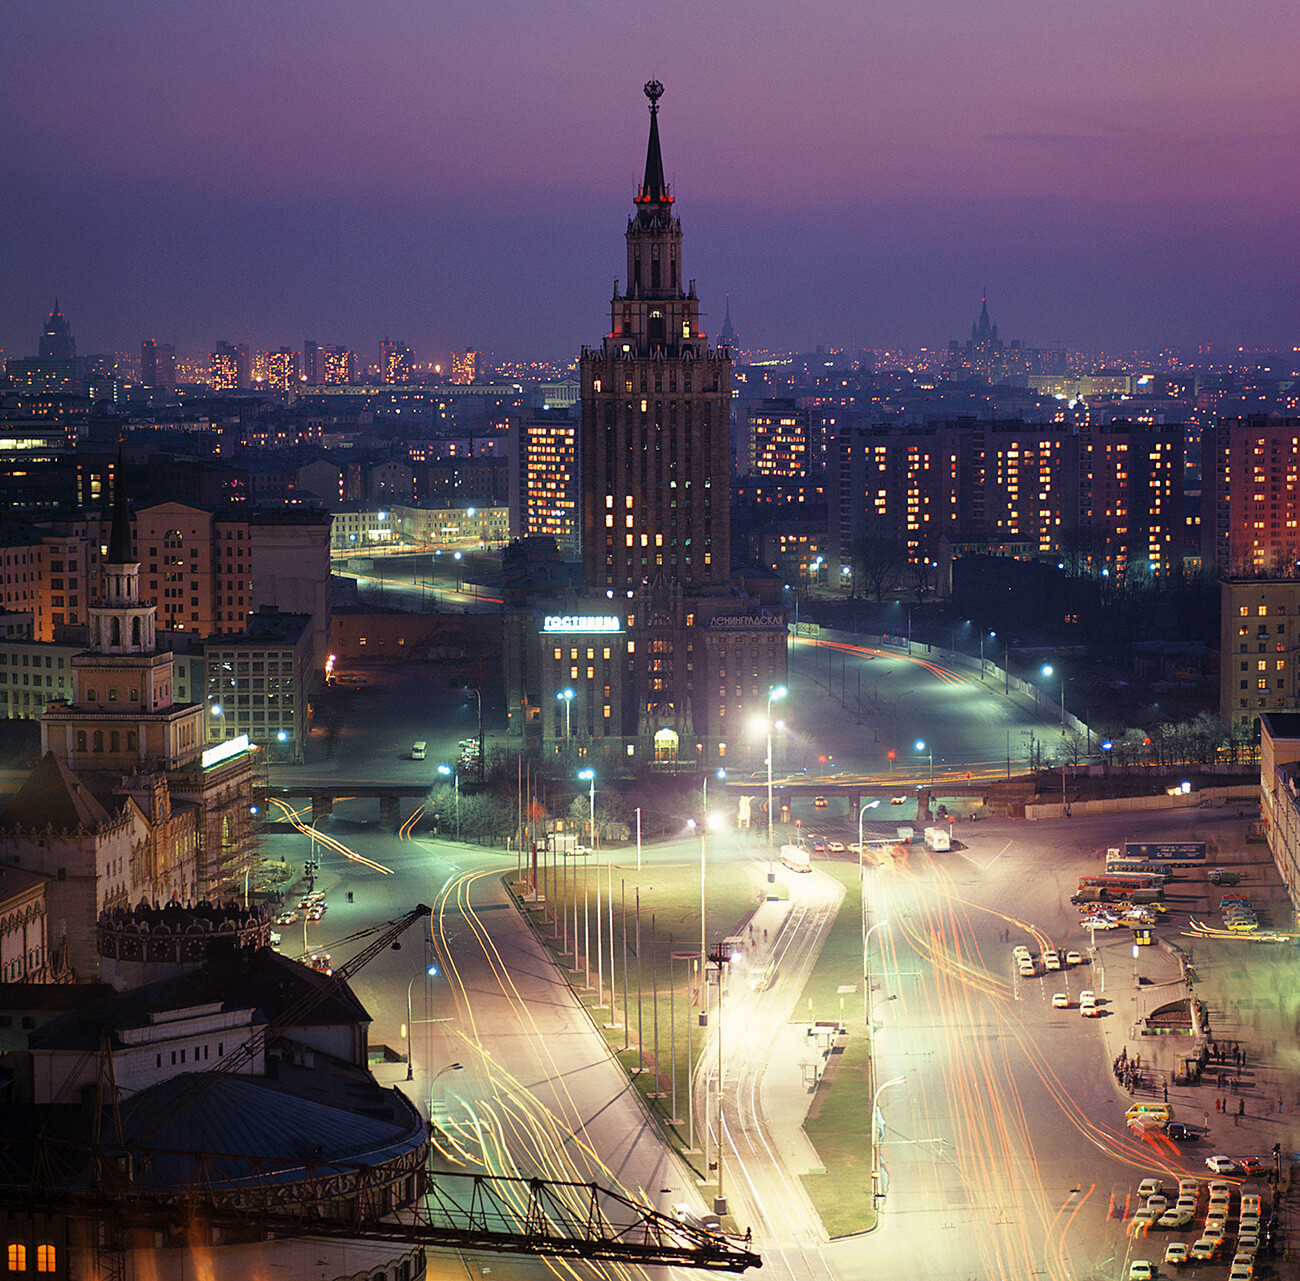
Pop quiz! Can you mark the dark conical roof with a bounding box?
[638,79,671,205]
[0,752,110,834]
[108,445,133,565]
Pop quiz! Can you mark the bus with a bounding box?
[1080,872,1167,894]
[780,843,811,873]
[1105,856,1180,877]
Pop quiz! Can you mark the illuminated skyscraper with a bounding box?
[380,339,412,384]
[39,300,76,361]
[141,340,175,391]
[210,341,249,391]
[451,350,479,384]
[579,81,731,593]
[266,348,300,393]
[321,344,353,385]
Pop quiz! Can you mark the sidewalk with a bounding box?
[1091,920,1297,1165]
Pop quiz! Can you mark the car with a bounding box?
[1044,949,1061,970]
[1178,1178,1199,1198]
[1208,1189,1231,1208]
[1205,1211,1229,1233]
[1239,1214,1260,1235]
[1051,992,1070,1008]
[811,839,826,853]
[1237,1156,1264,1176]
[1013,945,1031,961]
[1236,1233,1259,1255]
[1128,1261,1155,1281]
[1208,1181,1233,1197]
[826,840,846,853]
[1018,960,1037,978]
[1146,1194,1169,1215]
[1065,950,1083,966]
[1167,1122,1198,1141]
[1138,1178,1164,1199]
[1228,1265,1252,1281]
[1130,1210,1157,1235]
[307,906,325,920]
[1081,916,1121,930]
[1164,1241,1189,1266]
[1188,1238,1221,1262]
[1233,1250,1256,1267]
[1240,1194,1262,1216]
[813,796,827,807]
[1175,1195,1198,1215]
[274,911,298,925]
[1079,990,1096,1006]
[1082,1002,1102,1017]
[890,795,907,804]
[1200,1224,1227,1245]
[1157,1208,1191,1229]
[1206,1155,1237,1175]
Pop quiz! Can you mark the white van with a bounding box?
[411,741,427,761]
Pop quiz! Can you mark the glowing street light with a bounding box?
[914,738,933,782]
[557,687,574,747]
[437,763,459,838]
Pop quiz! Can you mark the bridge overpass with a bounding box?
[265,777,432,827]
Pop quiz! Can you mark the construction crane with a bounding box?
[2,902,762,1272]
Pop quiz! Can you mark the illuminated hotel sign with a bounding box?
[542,615,623,634]
[203,734,252,769]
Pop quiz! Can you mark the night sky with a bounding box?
[3,0,1296,366]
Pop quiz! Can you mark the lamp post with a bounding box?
[465,686,483,781]
[557,687,574,754]
[438,764,459,839]
[980,630,995,680]
[914,738,933,783]
[578,769,597,998]
[703,766,727,814]
[1040,663,1065,732]
[405,963,439,1081]
[763,685,787,882]
[864,918,891,1031]
[870,1075,905,1208]
[696,813,723,1025]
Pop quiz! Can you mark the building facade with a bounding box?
[1220,578,1300,732]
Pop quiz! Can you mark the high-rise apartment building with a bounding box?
[451,350,479,384]
[510,408,579,554]
[1220,578,1300,732]
[1203,417,1300,575]
[320,344,353,385]
[140,340,176,391]
[380,339,412,384]
[266,347,301,393]
[210,341,250,390]
[748,398,816,479]
[579,83,731,593]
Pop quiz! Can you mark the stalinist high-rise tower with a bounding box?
[508,83,785,772]
[580,81,731,593]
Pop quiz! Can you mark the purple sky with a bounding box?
[3,0,1297,366]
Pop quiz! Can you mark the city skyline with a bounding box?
[3,0,1297,364]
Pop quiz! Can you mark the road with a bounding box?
[263,659,1293,1281]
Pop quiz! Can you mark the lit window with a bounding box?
[36,1244,55,1272]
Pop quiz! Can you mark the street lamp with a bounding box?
[914,738,933,783]
[864,918,891,1031]
[438,763,459,839]
[557,687,574,751]
[1041,663,1065,730]
[980,629,996,679]
[695,812,723,1024]
[405,963,439,1080]
[703,766,727,814]
[759,685,787,882]
[870,1075,905,1207]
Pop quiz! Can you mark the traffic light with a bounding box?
[887,750,896,761]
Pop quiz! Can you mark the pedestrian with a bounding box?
[1204,1111,1210,1128]
[1238,1098,1245,1119]
[1280,1098,1285,1116]
[1163,1082,1168,1103]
